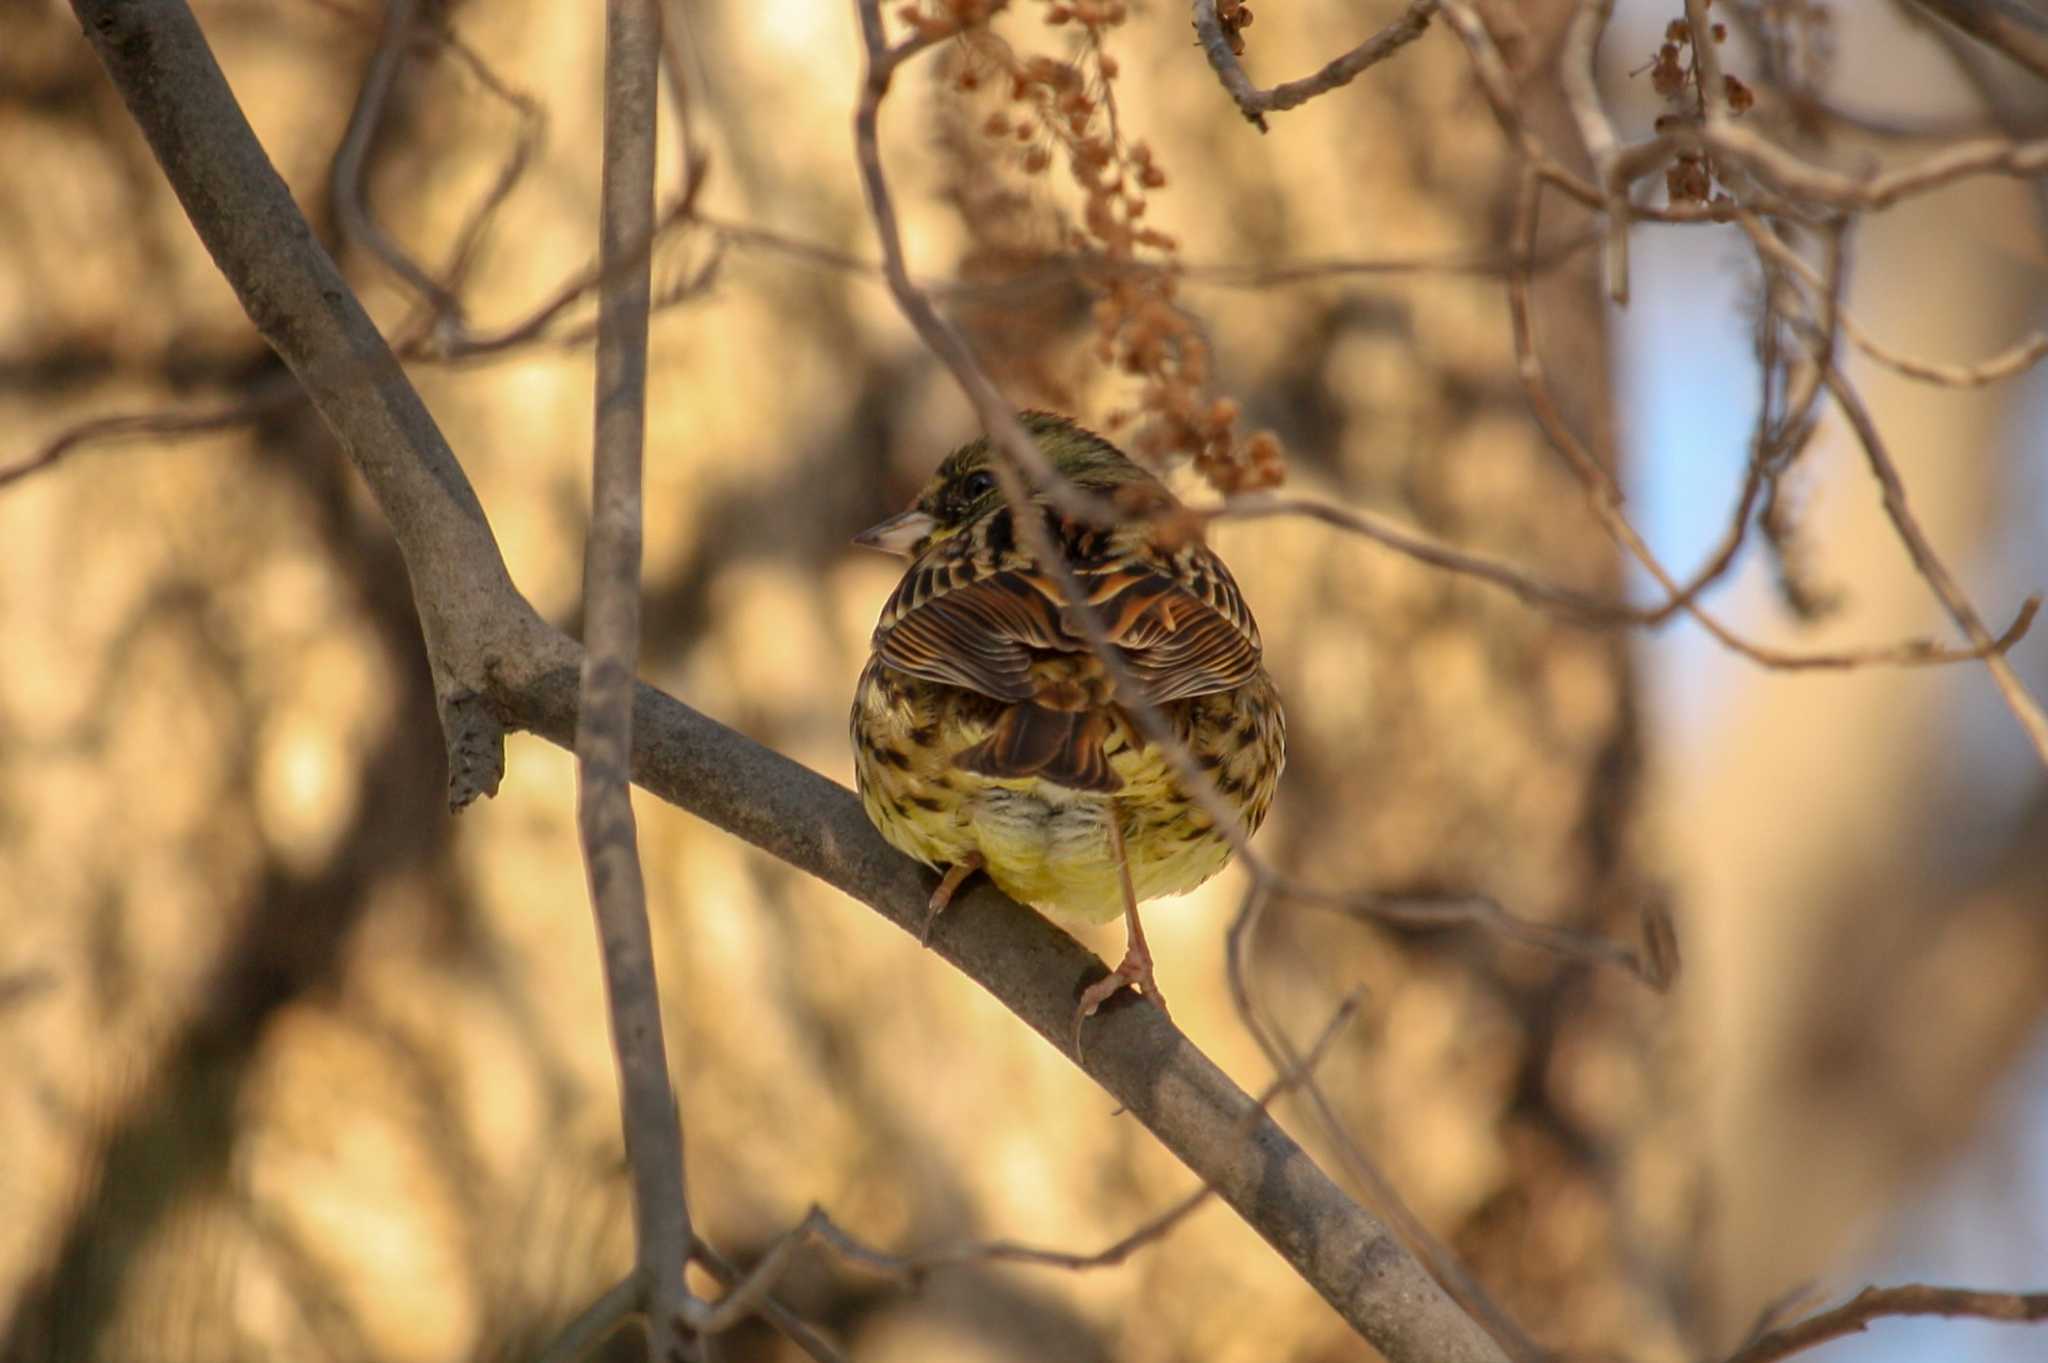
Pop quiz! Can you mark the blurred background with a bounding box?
[1,1,2043,1360]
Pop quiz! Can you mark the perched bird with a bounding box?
[850,412,1284,1039]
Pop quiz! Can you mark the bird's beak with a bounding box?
[853,508,936,556]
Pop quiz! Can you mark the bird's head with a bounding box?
[854,412,1168,558]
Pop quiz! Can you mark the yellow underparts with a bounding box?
[853,670,1240,925]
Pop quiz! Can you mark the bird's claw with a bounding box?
[1072,950,1170,1054]
[920,854,984,947]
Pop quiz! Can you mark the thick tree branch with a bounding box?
[65,3,1508,1358]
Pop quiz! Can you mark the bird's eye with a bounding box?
[959,470,997,501]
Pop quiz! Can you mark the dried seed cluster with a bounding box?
[893,0,1005,43]
[932,0,1287,495]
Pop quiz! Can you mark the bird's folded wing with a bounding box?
[873,547,1262,706]
[871,569,1049,702]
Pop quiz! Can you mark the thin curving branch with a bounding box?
[1504,169,2042,674]
[331,0,463,321]
[810,992,1362,1283]
[0,377,302,491]
[658,995,1370,1332]
[1739,218,2048,389]
[1224,888,1551,1363]
[532,1277,640,1363]
[1191,0,1440,131]
[1722,1283,2048,1363]
[578,1,700,1360]
[1820,361,2048,764]
[1904,0,2048,82]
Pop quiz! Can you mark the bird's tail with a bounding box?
[954,704,1124,793]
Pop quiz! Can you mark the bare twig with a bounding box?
[1560,0,1637,300]
[331,0,463,325]
[533,1276,638,1363]
[1697,120,2048,209]
[1722,1283,2048,1363]
[913,1183,1219,1274]
[1739,214,1843,619]
[1744,224,2048,387]
[1439,0,1604,205]
[655,0,708,191]
[421,24,549,315]
[1279,880,1678,989]
[1190,0,1440,131]
[1507,169,2040,673]
[1685,0,1730,125]
[1225,888,1549,1363]
[1205,493,1733,633]
[691,1242,846,1363]
[850,2,1123,526]
[579,4,699,1362]
[0,378,302,490]
[1839,316,2048,387]
[1819,361,2048,765]
[1904,0,2048,82]
[713,994,1365,1297]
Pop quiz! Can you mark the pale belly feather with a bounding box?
[961,778,1232,924]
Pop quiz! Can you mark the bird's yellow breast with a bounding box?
[851,659,1278,925]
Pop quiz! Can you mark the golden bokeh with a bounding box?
[4,2,2046,1361]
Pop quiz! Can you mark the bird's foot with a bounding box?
[1073,944,1170,1053]
[921,853,985,946]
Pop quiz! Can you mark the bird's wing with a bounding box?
[871,511,1262,706]
[870,562,1053,703]
[1097,559,1264,703]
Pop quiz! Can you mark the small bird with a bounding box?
[850,412,1284,1041]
